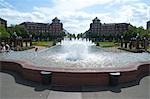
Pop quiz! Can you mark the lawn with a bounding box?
[148,46,150,50]
[32,41,53,47]
[98,41,119,48]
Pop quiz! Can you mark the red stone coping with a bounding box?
[0,59,150,87]
[0,59,150,73]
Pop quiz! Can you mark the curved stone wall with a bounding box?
[0,60,150,87]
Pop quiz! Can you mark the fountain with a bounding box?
[0,38,150,87]
[61,38,93,61]
[0,38,150,69]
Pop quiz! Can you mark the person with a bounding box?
[5,44,10,52]
[35,47,38,51]
[0,45,3,53]
[2,46,6,52]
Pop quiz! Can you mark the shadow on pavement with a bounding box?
[0,70,149,93]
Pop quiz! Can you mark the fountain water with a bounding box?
[61,38,94,61]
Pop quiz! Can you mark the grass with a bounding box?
[32,41,53,47]
[98,41,119,48]
[148,46,150,50]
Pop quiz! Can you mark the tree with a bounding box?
[7,25,28,38]
[15,25,28,38]
[123,25,137,39]
[60,31,66,38]
[0,26,10,39]
[123,25,150,40]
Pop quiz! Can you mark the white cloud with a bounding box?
[0,0,14,9]
[0,0,149,33]
[114,3,150,27]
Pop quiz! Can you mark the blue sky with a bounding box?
[0,0,150,33]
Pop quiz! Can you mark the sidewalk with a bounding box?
[0,70,149,99]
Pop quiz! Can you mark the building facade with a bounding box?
[147,21,150,29]
[19,17,64,39]
[20,22,49,35]
[0,18,7,28]
[49,17,63,38]
[89,17,101,37]
[86,17,129,39]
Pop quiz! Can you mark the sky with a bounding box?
[0,0,150,33]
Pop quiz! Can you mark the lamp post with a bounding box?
[121,35,123,48]
[29,34,32,46]
[136,33,140,49]
[143,37,146,51]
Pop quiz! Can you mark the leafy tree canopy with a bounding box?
[0,26,10,39]
[7,25,28,38]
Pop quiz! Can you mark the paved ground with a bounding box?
[29,46,46,51]
[0,71,150,99]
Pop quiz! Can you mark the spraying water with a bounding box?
[61,38,94,61]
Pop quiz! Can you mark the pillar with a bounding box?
[121,40,123,48]
[125,41,128,48]
[25,40,28,47]
[14,39,17,47]
[136,40,139,49]
[21,39,23,47]
[30,39,32,46]
[129,41,132,49]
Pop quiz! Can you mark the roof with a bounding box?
[19,22,49,26]
[102,23,129,26]
[0,18,7,22]
[93,17,100,21]
[147,21,150,23]
[52,17,60,22]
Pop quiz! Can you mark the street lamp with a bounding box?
[143,37,146,50]
[121,35,124,48]
[121,35,123,39]
[29,34,32,39]
[136,33,140,49]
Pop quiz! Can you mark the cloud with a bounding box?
[0,0,149,33]
[52,0,114,11]
[114,3,150,27]
[0,0,14,9]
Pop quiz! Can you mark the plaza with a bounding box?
[0,0,150,99]
[0,70,149,99]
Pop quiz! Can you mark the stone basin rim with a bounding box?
[0,59,150,73]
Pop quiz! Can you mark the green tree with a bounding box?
[0,26,10,39]
[7,25,28,38]
[15,25,28,37]
[123,25,150,40]
[123,25,137,39]
[60,31,66,38]
[72,34,76,38]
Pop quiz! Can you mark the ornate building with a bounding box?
[49,17,63,38]
[89,17,101,37]
[147,21,150,29]
[19,17,64,39]
[86,17,130,39]
[20,22,49,35]
[0,18,7,28]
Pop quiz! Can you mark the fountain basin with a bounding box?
[0,59,149,87]
[0,39,150,87]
